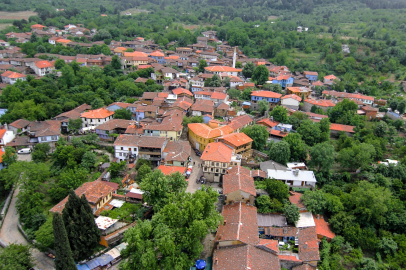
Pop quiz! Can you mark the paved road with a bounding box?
[0,188,55,270]
[186,149,203,193]
[17,153,32,162]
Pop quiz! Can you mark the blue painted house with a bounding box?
[272,75,294,88]
[150,51,165,64]
[304,71,318,82]
[250,90,282,109]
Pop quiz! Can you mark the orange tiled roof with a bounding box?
[150,51,165,57]
[200,142,233,163]
[330,123,355,133]
[220,132,253,147]
[124,51,148,57]
[223,166,256,196]
[287,87,311,94]
[257,239,279,254]
[138,65,152,69]
[289,191,305,209]
[31,24,45,28]
[172,87,193,96]
[157,165,187,175]
[204,66,242,72]
[35,60,54,69]
[0,148,4,164]
[1,70,26,79]
[313,215,335,239]
[279,255,302,262]
[324,74,337,80]
[188,123,233,139]
[304,99,335,107]
[312,81,324,86]
[55,39,72,44]
[282,94,301,101]
[81,108,114,119]
[50,180,117,213]
[215,202,259,245]
[304,71,318,76]
[211,92,227,100]
[0,129,6,139]
[251,90,282,99]
[270,129,289,138]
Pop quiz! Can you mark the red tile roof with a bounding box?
[324,74,337,80]
[257,118,279,128]
[298,227,320,262]
[257,239,279,254]
[304,99,336,107]
[124,51,148,57]
[138,65,152,69]
[81,108,114,119]
[213,244,280,270]
[270,129,289,138]
[227,115,253,131]
[322,90,374,101]
[172,87,193,96]
[251,90,282,99]
[157,165,187,175]
[312,81,324,86]
[215,202,259,245]
[200,142,233,163]
[304,71,318,76]
[50,180,117,213]
[1,70,26,79]
[188,123,233,139]
[289,191,305,209]
[0,129,6,139]
[279,255,302,262]
[220,132,253,147]
[35,60,54,68]
[9,119,30,129]
[292,264,317,270]
[150,51,165,57]
[282,94,301,101]
[313,215,336,240]
[205,66,242,72]
[223,166,256,196]
[330,123,355,133]
[211,92,227,100]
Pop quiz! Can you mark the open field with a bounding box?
[268,15,278,21]
[120,8,149,15]
[0,23,12,30]
[0,11,37,20]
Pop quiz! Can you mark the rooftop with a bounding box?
[188,123,233,139]
[200,142,233,163]
[251,90,282,99]
[220,132,253,147]
[157,165,187,175]
[330,123,355,133]
[267,169,317,183]
[313,215,335,239]
[223,166,256,196]
[81,108,114,119]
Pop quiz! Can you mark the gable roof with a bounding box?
[191,99,214,113]
[188,123,233,139]
[213,244,280,270]
[215,202,259,245]
[1,71,26,79]
[205,66,242,72]
[9,119,30,129]
[35,60,54,68]
[200,142,233,163]
[257,118,279,128]
[251,90,282,99]
[298,227,320,262]
[330,123,355,133]
[114,134,166,148]
[289,191,305,209]
[220,132,253,147]
[282,94,302,101]
[227,115,253,131]
[223,166,256,196]
[50,180,117,213]
[304,98,336,107]
[172,87,193,96]
[96,119,132,131]
[81,108,114,119]
[313,215,335,239]
[163,140,191,162]
[157,165,187,175]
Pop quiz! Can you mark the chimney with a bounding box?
[304,242,308,249]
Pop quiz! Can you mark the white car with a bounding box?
[17,148,31,154]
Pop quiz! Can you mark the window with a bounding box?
[216,163,219,166]
[51,136,57,140]
[129,148,131,151]
[121,147,123,150]
[210,168,214,172]
[40,137,47,141]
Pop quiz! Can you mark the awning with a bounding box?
[96,254,114,266]
[105,247,121,259]
[114,242,128,252]
[84,258,99,269]
[76,264,90,270]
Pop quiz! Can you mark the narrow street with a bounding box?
[186,148,203,193]
[0,188,55,270]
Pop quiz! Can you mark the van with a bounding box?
[17,148,31,154]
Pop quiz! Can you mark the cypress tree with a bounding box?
[62,190,100,261]
[53,213,77,270]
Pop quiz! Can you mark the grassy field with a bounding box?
[0,11,37,20]
[120,8,149,15]
[0,23,12,30]
[267,15,278,21]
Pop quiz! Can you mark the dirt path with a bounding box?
[0,189,55,270]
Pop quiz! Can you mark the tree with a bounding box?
[0,244,34,270]
[113,108,132,120]
[62,191,101,261]
[81,151,97,170]
[140,170,187,211]
[111,55,122,70]
[137,164,152,183]
[256,195,283,213]
[2,146,17,166]
[67,118,83,133]
[242,125,269,151]
[108,161,126,178]
[268,141,290,165]
[55,59,66,69]
[35,217,54,252]
[242,62,255,78]
[252,65,269,85]
[283,133,308,161]
[121,187,222,270]
[91,97,105,109]
[297,119,322,146]
[270,105,288,122]
[337,143,376,170]
[208,74,221,87]
[309,142,335,172]
[258,99,269,114]
[53,213,76,270]
[30,32,38,43]
[265,178,289,202]
[284,204,300,225]
[198,59,208,73]
[389,100,398,112]
[32,143,51,163]
[374,121,388,137]
[397,100,406,115]
[241,88,252,100]
[228,88,241,99]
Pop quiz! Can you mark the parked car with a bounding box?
[17,148,31,154]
